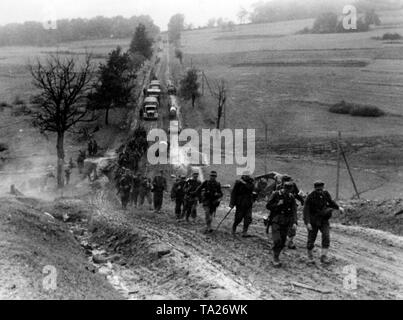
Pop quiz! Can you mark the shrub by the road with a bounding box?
[329,100,352,114]
[350,105,385,117]
[382,33,402,40]
[329,101,385,117]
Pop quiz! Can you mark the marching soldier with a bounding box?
[304,181,344,264]
[230,173,257,238]
[266,182,298,267]
[139,176,153,210]
[276,174,305,250]
[197,171,223,233]
[183,171,202,223]
[152,170,167,213]
[171,175,187,220]
[131,173,142,207]
[117,170,133,210]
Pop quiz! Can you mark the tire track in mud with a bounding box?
[91,183,403,299]
[87,41,403,300]
[90,186,262,299]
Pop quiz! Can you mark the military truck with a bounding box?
[142,96,160,121]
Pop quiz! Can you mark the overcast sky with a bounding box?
[0,0,260,30]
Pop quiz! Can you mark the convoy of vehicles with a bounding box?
[167,81,177,95]
[141,96,160,121]
[141,79,179,123]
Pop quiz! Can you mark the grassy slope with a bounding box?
[173,12,403,200]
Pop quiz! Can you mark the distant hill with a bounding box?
[249,0,403,24]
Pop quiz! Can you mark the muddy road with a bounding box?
[87,41,403,300]
[89,184,403,300]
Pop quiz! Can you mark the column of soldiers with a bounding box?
[116,168,166,212]
[116,167,344,268]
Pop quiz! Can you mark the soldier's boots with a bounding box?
[320,249,330,265]
[287,237,297,250]
[204,223,214,234]
[273,255,282,268]
[307,250,315,264]
[242,228,251,238]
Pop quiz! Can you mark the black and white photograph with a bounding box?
[0,0,402,304]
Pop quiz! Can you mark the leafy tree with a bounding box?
[312,12,338,33]
[89,46,136,126]
[129,52,146,71]
[216,18,225,28]
[207,18,216,28]
[179,67,200,108]
[237,7,249,24]
[29,54,95,188]
[168,14,185,44]
[129,23,154,60]
[364,9,381,26]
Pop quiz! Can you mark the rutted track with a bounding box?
[87,40,403,300]
[90,185,403,300]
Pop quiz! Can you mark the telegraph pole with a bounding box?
[336,131,341,200]
[262,121,269,175]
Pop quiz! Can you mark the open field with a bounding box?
[0,38,131,103]
[174,11,403,200]
[0,18,402,300]
[0,38,132,196]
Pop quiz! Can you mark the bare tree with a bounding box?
[237,7,249,24]
[29,53,95,188]
[212,79,227,129]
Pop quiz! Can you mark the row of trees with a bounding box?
[303,9,381,34]
[239,0,399,24]
[0,15,159,46]
[29,23,155,187]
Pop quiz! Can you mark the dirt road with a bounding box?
[86,40,402,300]
[89,185,403,300]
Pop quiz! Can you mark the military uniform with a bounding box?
[139,177,153,208]
[131,175,142,207]
[183,177,202,221]
[275,177,304,249]
[230,175,257,237]
[171,178,186,219]
[118,172,133,210]
[197,173,223,232]
[266,187,298,266]
[153,174,167,212]
[304,188,339,254]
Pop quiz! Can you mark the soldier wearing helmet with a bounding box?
[304,181,343,264]
[196,171,223,233]
[275,174,305,250]
[230,172,258,238]
[266,181,298,267]
[183,171,202,222]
